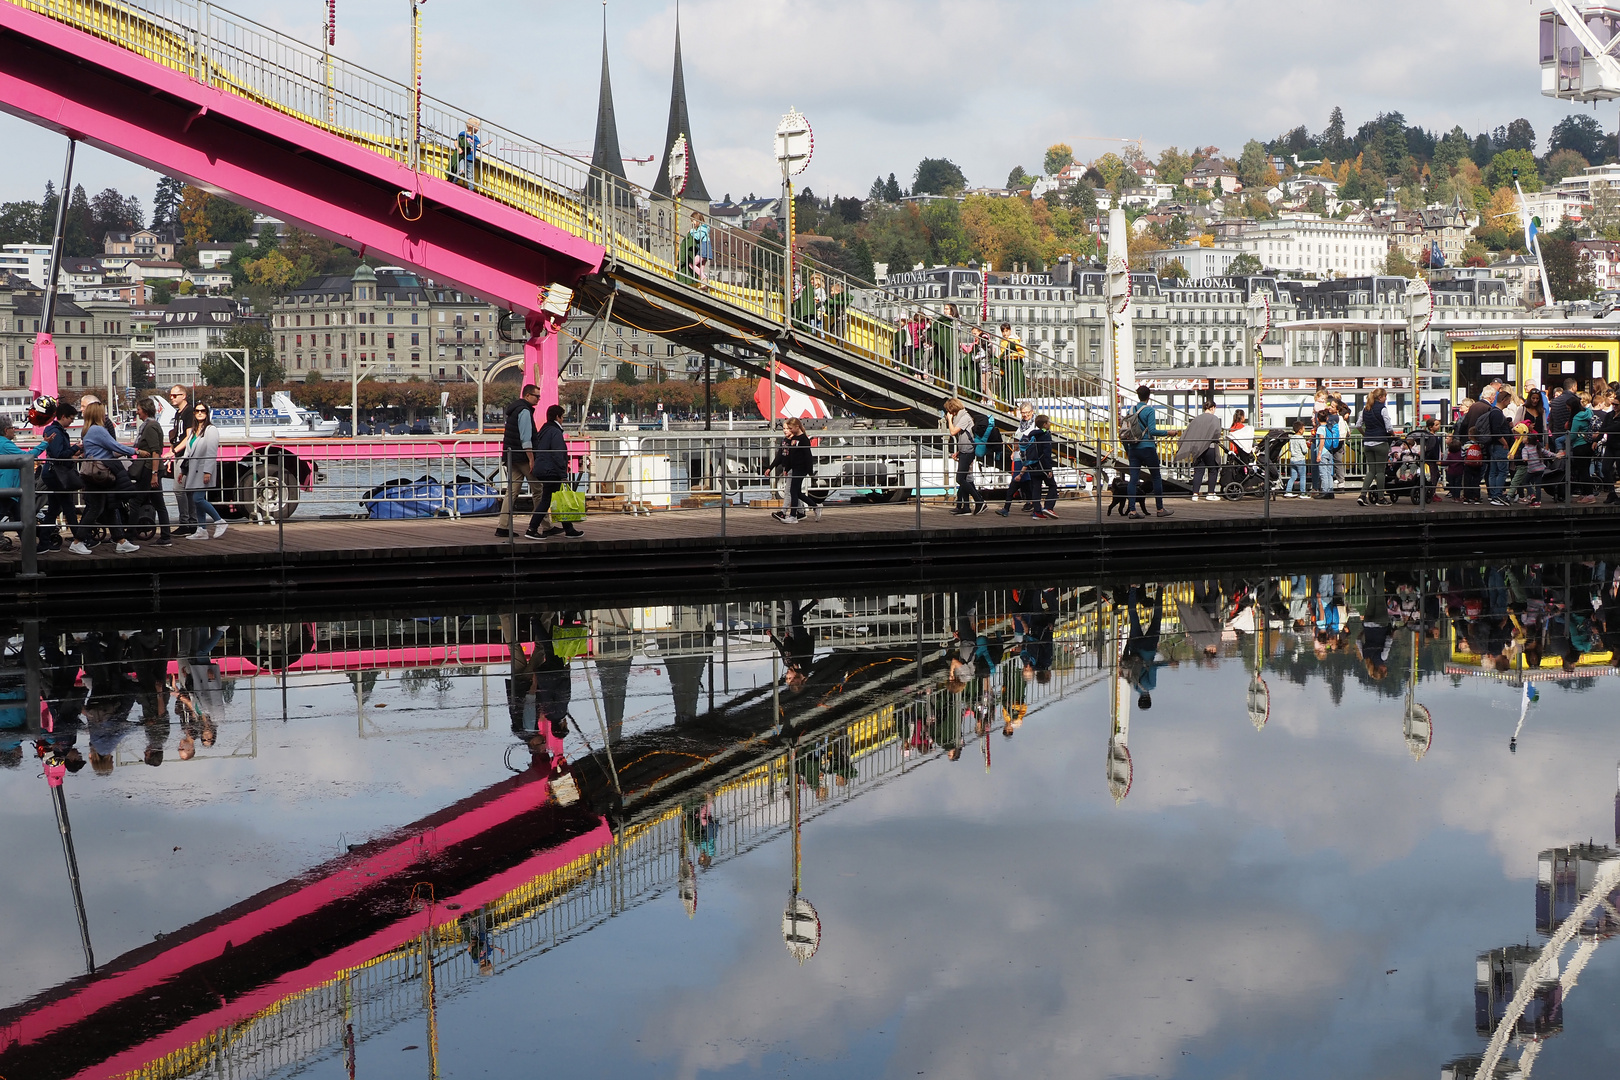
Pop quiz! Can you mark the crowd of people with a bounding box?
[2,385,229,557]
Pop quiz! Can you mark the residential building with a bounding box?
[0,244,52,287]
[102,228,175,262]
[1217,216,1387,276]
[271,264,504,381]
[131,260,186,283]
[1184,158,1241,193]
[1573,239,1620,291]
[1380,200,1476,267]
[153,295,251,384]
[196,243,240,270]
[1149,245,1245,279]
[186,268,237,294]
[1521,188,1586,229]
[0,282,139,389]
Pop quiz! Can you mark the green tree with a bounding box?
[1495,118,1537,153]
[1226,252,1263,277]
[883,173,902,201]
[913,158,967,195]
[1321,106,1348,159]
[151,176,183,234]
[1306,187,1329,215]
[200,321,281,386]
[209,198,257,244]
[867,176,886,202]
[1092,152,1126,191]
[1543,148,1590,185]
[1542,235,1596,301]
[0,200,42,246]
[1157,259,1188,281]
[1065,182,1099,218]
[1382,249,1417,277]
[151,280,173,305]
[1433,126,1472,175]
[1237,139,1272,191]
[304,368,324,384]
[1005,165,1033,190]
[615,361,639,385]
[1549,113,1609,164]
[1487,149,1540,191]
[1043,143,1075,177]
[1156,146,1194,185]
[920,198,972,265]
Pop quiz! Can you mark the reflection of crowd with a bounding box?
[3,624,228,777]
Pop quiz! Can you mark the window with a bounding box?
[410,333,420,345]
[387,334,395,349]
[386,313,395,324]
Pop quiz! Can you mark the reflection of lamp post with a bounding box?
[1404,626,1433,761]
[1247,581,1270,730]
[1106,601,1132,803]
[782,742,821,963]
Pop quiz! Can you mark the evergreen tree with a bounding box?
[151,176,183,234]
[883,173,902,201]
[868,176,886,201]
[1321,106,1347,159]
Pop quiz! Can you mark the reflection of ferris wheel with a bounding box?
[1405,702,1433,761]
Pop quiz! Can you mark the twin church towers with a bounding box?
[590,7,710,214]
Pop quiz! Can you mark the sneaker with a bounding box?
[541,526,565,537]
[185,528,209,540]
[213,521,227,538]
[115,540,140,554]
[813,506,822,521]
[494,527,512,538]
[950,506,971,516]
[562,526,583,538]
[1530,499,1542,507]
[1156,508,1174,518]
[972,503,987,516]
[1039,509,1059,519]
[772,510,795,523]
[68,541,94,555]
[1283,492,1299,499]
[1021,503,1034,512]
[153,538,174,547]
[994,507,1010,517]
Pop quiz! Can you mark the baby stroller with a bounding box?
[1384,444,1435,504]
[1215,442,1270,501]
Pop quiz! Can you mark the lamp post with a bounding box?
[1405,276,1433,427]
[774,108,813,434]
[203,347,252,438]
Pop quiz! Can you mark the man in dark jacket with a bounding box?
[166,384,195,532]
[1486,390,1514,505]
[1547,377,1580,450]
[1457,394,1493,503]
[1027,414,1059,518]
[526,404,581,539]
[40,400,83,551]
[497,384,539,537]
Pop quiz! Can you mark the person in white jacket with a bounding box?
[180,405,227,539]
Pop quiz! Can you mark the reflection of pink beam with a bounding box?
[166,643,526,678]
[77,818,612,1080]
[0,5,600,315]
[8,768,558,1051]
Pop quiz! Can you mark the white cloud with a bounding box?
[0,0,1594,207]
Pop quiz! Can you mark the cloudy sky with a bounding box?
[0,0,1608,210]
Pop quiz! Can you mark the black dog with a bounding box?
[1105,471,1129,516]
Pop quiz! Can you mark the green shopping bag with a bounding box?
[551,486,586,523]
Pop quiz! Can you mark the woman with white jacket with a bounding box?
[180,405,226,539]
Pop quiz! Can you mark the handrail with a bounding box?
[6,0,1175,447]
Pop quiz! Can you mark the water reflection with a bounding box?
[0,559,1618,1078]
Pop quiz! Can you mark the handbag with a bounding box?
[82,459,116,489]
[550,486,586,523]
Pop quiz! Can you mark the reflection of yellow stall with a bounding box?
[1447,624,1615,672]
[1449,328,1620,407]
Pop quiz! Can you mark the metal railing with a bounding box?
[7,0,1177,441]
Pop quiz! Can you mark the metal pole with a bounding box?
[40,140,77,335]
[914,435,922,531]
[50,783,95,973]
[20,456,38,578]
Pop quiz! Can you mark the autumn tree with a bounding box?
[1156,146,1193,186]
[961,194,1040,270]
[178,185,211,248]
[1543,148,1590,185]
[1091,152,1126,191]
[1043,143,1075,177]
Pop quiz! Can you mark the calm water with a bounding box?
[3,564,1620,1080]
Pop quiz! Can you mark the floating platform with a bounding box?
[6,498,1620,618]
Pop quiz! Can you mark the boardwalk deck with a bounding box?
[6,494,1620,617]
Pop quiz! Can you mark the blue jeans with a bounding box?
[1285,462,1307,493]
[1126,444,1163,513]
[190,491,223,525]
[1317,459,1335,494]
[1488,444,1509,499]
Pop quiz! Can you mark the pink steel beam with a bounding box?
[0,4,603,315]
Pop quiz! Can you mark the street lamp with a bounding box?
[773,108,813,433]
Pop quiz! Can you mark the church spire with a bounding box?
[652,14,709,205]
[589,2,627,203]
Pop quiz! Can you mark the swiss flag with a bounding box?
[754,361,830,420]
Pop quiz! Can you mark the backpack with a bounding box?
[973,419,1003,464]
[1464,442,1484,464]
[1323,421,1342,452]
[1120,406,1147,445]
